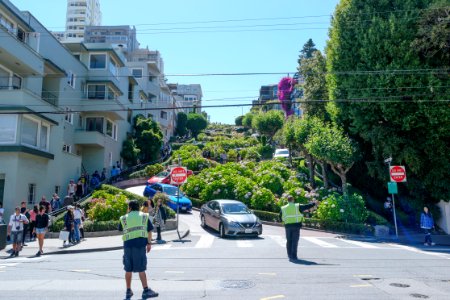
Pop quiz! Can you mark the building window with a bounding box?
[21,117,39,147]
[12,75,21,90]
[160,111,167,120]
[40,124,49,151]
[109,58,118,78]
[113,124,118,140]
[127,109,132,123]
[62,144,71,153]
[131,68,143,79]
[67,70,76,88]
[55,185,60,195]
[0,114,18,144]
[89,54,106,69]
[106,120,113,138]
[87,84,106,99]
[28,184,36,204]
[64,108,73,124]
[108,152,113,166]
[86,117,103,133]
[107,87,117,100]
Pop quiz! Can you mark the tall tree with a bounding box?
[306,124,359,197]
[187,113,208,138]
[298,38,318,65]
[298,50,329,120]
[120,137,140,166]
[326,0,450,201]
[134,116,163,163]
[176,112,188,136]
[235,115,244,126]
[252,110,284,142]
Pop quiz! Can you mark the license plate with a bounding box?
[181,207,187,210]
[245,229,253,234]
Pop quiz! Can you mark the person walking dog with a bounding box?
[420,206,435,246]
[119,200,158,299]
[280,196,317,261]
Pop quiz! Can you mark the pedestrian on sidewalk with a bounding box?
[63,206,75,247]
[20,201,30,246]
[0,202,4,224]
[67,179,77,198]
[34,206,49,256]
[420,206,435,246]
[39,196,51,214]
[29,205,38,241]
[73,204,83,243]
[279,196,318,261]
[153,196,167,244]
[7,207,29,257]
[119,200,158,299]
[50,193,62,211]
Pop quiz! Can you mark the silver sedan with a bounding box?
[200,199,263,238]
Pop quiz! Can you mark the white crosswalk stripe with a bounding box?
[236,240,253,248]
[302,237,339,248]
[337,238,379,249]
[194,234,215,248]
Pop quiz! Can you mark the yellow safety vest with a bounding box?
[120,211,149,241]
[281,203,305,225]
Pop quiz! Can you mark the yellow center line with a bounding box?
[260,295,285,300]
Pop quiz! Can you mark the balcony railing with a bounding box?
[41,89,58,106]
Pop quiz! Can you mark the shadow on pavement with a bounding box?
[290,259,336,266]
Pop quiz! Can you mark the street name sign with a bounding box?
[390,166,407,182]
[170,166,188,185]
[388,182,398,194]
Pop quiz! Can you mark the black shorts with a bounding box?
[123,246,147,273]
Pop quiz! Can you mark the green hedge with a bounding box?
[99,184,147,203]
[303,218,374,235]
[253,210,279,222]
[50,220,120,233]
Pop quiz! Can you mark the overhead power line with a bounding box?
[1,98,449,116]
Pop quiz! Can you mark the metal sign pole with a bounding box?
[176,184,181,240]
[392,193,398,238]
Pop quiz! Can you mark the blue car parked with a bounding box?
[147,183,192,213]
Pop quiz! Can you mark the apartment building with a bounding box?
[0,0,139,217]
[84,25,139,58]
[127,48,175,142]
[169,84,203,114]
[54,0,102,42]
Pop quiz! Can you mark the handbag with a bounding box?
[59,230,70,241]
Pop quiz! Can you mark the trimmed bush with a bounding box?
[315,193,368,224]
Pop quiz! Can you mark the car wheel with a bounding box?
[219,223,226,238]
[201,215,207,228]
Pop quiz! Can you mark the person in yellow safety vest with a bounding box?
[279,196,318,261]
[119,200,159,299]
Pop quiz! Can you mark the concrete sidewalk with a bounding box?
[0,222,190,259]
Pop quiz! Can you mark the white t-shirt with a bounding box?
[74,209,82,220]
[8,214,29,232]
[0,208,4,223]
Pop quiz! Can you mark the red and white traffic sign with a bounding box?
[390,166,407,182]
[170,166,188,185]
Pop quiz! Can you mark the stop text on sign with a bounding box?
[390,166,407,183]
[170,166,187,185]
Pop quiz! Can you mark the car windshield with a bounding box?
[163,186,184,196]
[156,171,169,178]
[221,203,250,214]
[275,150,289,155]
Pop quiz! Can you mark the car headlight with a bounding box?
[228,221,240,228]
[256,218,262,225]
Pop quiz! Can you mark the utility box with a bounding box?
[0,224,6,250]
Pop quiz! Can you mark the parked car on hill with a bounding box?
[147,169,193,185]
[273,148,289,159]
[148,183,192,213]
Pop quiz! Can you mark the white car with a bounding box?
[273,148,289,159]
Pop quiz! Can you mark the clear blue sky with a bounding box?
[12,0,339,124]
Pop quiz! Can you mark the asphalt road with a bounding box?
[1,211,450,300]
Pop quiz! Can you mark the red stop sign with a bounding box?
[390,166,407,182]
[170,167,188,185]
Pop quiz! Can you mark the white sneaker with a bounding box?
[430,242,436,246]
